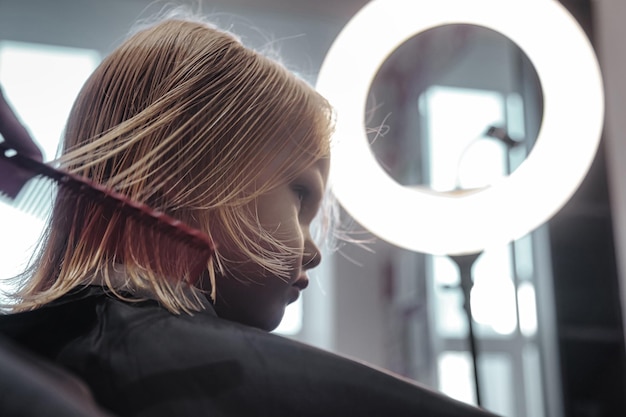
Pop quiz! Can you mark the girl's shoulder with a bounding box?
[61,295,499,417]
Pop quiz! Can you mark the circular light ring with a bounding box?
[317,0,604,255]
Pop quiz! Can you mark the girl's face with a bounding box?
[213,156,330,331]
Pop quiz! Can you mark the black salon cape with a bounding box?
[0,287,499,417]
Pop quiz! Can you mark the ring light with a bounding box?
[317,0,604,255]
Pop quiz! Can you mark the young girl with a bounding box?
[0,15,497,417]
[9,15,331,332]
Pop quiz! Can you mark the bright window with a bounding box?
[0,42,100,290]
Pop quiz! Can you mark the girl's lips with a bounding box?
[293,275,309,290]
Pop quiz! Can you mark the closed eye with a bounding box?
[292,185,310,203]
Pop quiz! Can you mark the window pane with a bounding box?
[438,351,516,417]
[0,41,100,159]
[0,42,99,289]
[422,86,505,191]
[438,351,476,405]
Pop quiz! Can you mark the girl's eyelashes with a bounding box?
[292,185,309,204]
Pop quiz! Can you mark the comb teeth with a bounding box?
[7,176,55,220]
[0,142,215,253]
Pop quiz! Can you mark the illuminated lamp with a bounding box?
[316,0,604,256]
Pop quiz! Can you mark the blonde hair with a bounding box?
[10,18,333,313]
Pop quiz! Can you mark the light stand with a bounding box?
[448,127,520,407]
[449,252,483,406]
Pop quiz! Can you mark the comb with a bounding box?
[0,142,214,253]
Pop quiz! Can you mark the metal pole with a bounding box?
[449,252,483,407]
